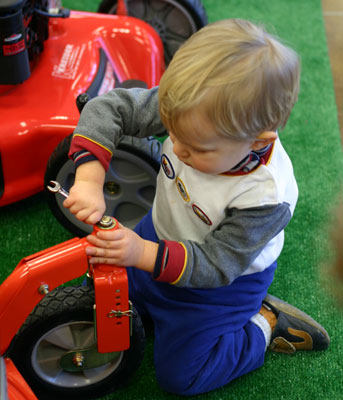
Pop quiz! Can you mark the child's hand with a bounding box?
[86,224,158,273]
[63,160,106,224]
[63,180,105,224]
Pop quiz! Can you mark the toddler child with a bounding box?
[64,19,329,395]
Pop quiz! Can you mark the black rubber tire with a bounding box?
[44,134,161,236]
[97,0,208,64]
[8,286,145,400]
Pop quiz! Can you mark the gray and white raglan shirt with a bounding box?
[70,87,298,289]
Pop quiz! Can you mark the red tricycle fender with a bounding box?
[0,237,89,354]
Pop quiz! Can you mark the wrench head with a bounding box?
[47,180,61,193]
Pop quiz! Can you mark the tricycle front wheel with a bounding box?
[8,286,145,400]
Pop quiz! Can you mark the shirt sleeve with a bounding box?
[153,203,292,288]
[69,86,166,170]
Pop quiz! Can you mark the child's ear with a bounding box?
[251,131,278,151]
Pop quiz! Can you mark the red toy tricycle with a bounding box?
[1,183,145,399]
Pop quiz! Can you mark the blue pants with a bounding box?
[128,211,277,395]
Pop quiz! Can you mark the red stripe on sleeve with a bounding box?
[69,135,112,170]
[154,240,187,284]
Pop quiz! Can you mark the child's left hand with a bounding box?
[86,224,158,273]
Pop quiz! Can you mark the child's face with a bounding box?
[169,110,254,175]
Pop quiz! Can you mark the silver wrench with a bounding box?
[47,180,69,198]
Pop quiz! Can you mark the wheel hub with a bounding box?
[60,344,122,372]
[105,181,121,195]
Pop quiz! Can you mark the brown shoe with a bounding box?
[262,294,330,354]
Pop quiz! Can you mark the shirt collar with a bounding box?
[225,143,274,175]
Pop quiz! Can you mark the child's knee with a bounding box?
[154,328,266,396]
[155,356,223,396]
[155,363,195,395]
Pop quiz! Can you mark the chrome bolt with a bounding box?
[105,181,120,195]
[73,353,85,368]
[38,284,49,295]
[98,216,117,229]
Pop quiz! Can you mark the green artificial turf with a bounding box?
[1,0,343,399]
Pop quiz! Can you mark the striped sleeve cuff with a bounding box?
[153,240,187,284]
[72,150,98,167]
[69,134,113,170]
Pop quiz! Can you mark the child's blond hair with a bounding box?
[158,19,300,141]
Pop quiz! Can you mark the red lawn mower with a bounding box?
[0,0,207,236]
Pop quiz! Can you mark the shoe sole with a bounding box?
[264,294,330,341]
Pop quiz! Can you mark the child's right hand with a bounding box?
[63,180,105,224]
[62,159,107,224]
